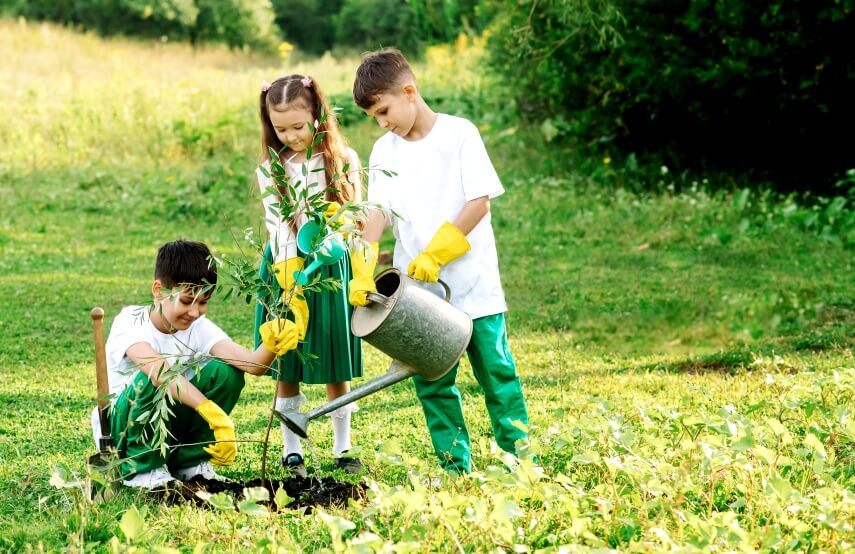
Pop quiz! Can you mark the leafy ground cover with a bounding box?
[0,19,853,553]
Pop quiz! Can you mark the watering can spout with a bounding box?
[274,360,416,438]
[276,411,310,439]
[275,269,473,441]
[294,261,321,286]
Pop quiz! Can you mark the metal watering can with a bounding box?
[275,268,473,438]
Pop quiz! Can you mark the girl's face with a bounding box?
[269,104,315,155]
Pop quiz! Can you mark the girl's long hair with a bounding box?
[259,75,355,204]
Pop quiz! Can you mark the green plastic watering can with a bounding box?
[293,220,346,285]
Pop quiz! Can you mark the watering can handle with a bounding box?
[366,278,451,306]
[436,279,451,301]
[366,292,392,307]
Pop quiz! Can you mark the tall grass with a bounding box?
[0,19,491,175]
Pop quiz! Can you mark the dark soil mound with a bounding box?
[161,475,365,512]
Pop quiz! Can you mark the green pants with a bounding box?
[412,312,529,473]
[110,359,245,478]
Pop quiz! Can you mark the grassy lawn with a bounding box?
[0,20,853,553]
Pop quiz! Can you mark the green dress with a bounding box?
[254,244,363,384]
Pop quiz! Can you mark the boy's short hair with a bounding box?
[353,48,416,109]
[155,239,217,290]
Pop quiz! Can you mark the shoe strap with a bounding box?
[284,453,304,465]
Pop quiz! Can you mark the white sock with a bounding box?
[275,393,306,458]
[331,407,353,457]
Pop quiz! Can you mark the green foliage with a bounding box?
[270,0,342,56]
[408,0,482,44]
[327,0,482,56]
[333,0,420,54]
[5,0,280,50]
[482,0,623,118]
[192,0,280,50]
[484,0,855,192]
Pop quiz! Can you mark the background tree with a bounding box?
[482,0,855,191]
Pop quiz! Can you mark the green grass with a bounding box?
[1,19,854,553]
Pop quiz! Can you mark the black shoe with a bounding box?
[335,456,363,474]
[282,453,308,478]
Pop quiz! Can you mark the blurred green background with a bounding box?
[3,0,854,192]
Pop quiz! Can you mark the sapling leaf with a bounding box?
[318,510,356,538]
[196,491,235,511]
[261,186,279,199]
[491,498,524,520]
[573,450,601,465]
[731,434,755,452]
[238,487,270,516]
[243,486,269,503]
[50,464,83,489]
[119,504,146,542]
[274,486,294,510]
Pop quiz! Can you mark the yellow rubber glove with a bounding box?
[348,241,379,306]
[325,201,355,240]
[196,399,236,466]
[273,257,309,339]
[324,201,341,223]
[259,318,299,356]
[407,222,471,283]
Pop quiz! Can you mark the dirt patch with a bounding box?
[160,475,365,512]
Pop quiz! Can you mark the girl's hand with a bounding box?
[259,318,299,356]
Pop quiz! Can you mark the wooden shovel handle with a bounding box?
[91,308,110,426]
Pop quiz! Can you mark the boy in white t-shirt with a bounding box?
[102,239,300,488]
[348,48,530,473]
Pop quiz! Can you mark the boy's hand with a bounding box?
[273,257,309,339]
[196,400,236,465]
[259,318,299,355]
[408,222,471,283]
[349,241,379,306]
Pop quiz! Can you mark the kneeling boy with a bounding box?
[100,239,299,488]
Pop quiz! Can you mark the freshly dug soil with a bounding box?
[160,475,365,512]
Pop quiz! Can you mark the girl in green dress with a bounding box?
[254,74,363,475]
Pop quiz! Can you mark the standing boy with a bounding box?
[348,48,529,473]
[101,239,300,488]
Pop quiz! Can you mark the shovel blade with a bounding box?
[86,449,120,501]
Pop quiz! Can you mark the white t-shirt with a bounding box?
[367,113,508,319]
[105,305,230,399]
[256,147,362,263]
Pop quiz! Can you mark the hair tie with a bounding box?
[261,81,271,92]
[301,76,312,88]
